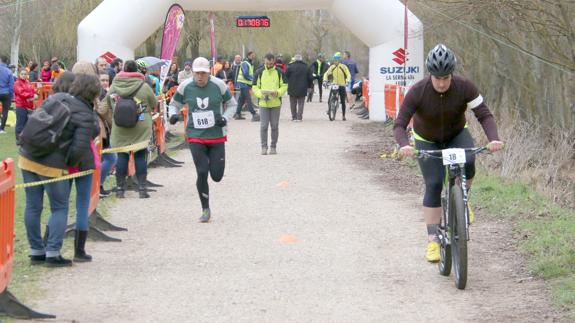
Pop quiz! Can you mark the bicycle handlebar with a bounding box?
[414,146,488,160]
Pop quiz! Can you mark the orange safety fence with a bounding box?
[88,136,103,216]
[154,99,166,154]
[384,84,408,119]
[32,82,53,109]
[0,159,15,293]
[362,78,369,109]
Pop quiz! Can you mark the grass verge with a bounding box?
[472,172,575,313]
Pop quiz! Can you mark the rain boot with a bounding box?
[137,174,150,199]
[74,230,92,262]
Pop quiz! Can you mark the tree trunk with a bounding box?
[10,0,24,68]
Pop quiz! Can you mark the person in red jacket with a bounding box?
[14,68,37,141]
[40,60,51,83]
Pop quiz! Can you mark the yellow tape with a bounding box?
[14,141,149,189]
[14,170,94,189]
[102,141,148,154]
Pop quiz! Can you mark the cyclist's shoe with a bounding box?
[426,241,440,263]
[468,202,474,224]
[200,208,211,223]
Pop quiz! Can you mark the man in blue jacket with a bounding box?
[0,55,15,134]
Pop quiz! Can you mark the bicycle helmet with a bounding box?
[136,59,148,73]
[425,43,456,76]
[332,52,342,61]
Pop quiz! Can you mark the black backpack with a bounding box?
[113,82,145,128]
[19,93,72,157]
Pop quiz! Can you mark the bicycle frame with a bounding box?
[442,162,471,242]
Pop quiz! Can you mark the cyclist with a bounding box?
[322,52,350,121]
[394,44,504,262]
[168,57,237,223]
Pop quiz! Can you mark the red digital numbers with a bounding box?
[236,17,270,28]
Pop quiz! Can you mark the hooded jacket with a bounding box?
[103,71,156,152]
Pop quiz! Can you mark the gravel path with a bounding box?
[23,101,565,322]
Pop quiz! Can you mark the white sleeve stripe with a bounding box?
[467,95,484,109]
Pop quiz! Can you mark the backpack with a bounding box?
[19,92,72,157]
[113,82,145,128]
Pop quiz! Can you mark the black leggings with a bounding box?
[415,128,475,208]
[0,93,12,131]
[329,86,347,117]
[190,142,225,209]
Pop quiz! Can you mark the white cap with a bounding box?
[192,57,210,73]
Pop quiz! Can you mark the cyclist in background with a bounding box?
[322,52,350,121]
[394,43,504,262]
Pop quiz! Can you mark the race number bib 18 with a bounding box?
[192,110,215,129]
[442,148,466,165]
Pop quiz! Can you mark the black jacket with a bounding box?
[19,93,100,171]
[310,60,329,79]
[285,61,313,97]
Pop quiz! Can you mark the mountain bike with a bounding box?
[415,146,487,290]
[326,82,341,121]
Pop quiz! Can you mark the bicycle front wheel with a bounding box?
[328,93,338,121]
[450,183,468,289]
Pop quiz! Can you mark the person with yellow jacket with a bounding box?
[323,52,351,121]
[252,53,288,155]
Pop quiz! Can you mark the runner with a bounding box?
[168,57,237,222]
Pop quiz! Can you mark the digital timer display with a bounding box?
[236,16,270,28]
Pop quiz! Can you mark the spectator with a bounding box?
[19,71,98,267]
[14,68,36,141]
[103,60,157,199]
[163,62,179,92]
[342,51,359,105]
[230,54,242,99]
[212,56,223,76]
[309,53,329,102]
[96,72,116,197]
[253,53,288,155]
[40,60,51,82]
[275,54,287,73]
[50,63,63,82]
[215,60,232,84]
[28,62,39,82]
[108,58,123,84]
[177,60,193,84]
[234,51,260,121]
[67,72,102,262]
[96,57,108,74]
[0,55,14,134]
[285,54,313,121]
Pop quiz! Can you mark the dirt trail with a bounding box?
[22,101,566,322]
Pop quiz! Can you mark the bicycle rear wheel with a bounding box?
[450,183,468,289]
[328,93,338,121]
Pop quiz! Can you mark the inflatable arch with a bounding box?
[78,0,424,121]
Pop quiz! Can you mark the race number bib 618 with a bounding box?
[192,110,215,129]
